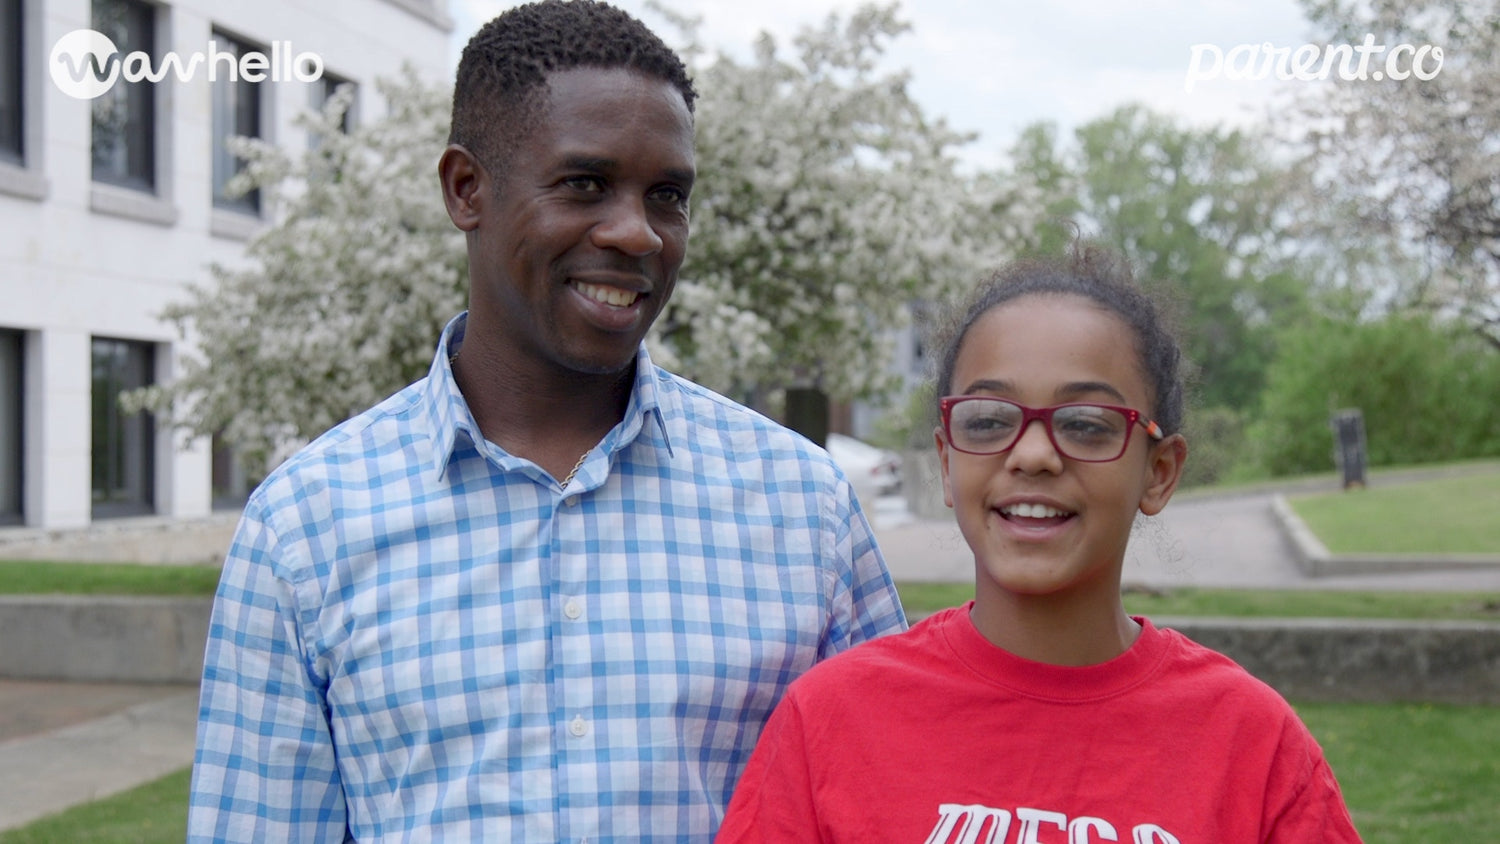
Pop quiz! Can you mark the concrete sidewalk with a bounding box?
[0,680,198,832]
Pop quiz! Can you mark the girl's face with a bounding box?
[936,294,1186,605]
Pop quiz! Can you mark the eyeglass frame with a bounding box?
[938,395,1165,463]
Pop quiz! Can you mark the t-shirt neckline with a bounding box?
[935,601,1172,703]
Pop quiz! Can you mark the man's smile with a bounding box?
[572,279,643,308]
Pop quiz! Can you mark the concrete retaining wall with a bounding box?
[1,597,1496,703]
[1163,617,1500,706]
[0,596,212,683]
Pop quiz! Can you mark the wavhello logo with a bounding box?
[49,28,324,99]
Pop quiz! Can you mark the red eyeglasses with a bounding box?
[940,396,1164,463]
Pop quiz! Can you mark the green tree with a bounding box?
[1246,313,1500,476]
[1002,105,1312,413]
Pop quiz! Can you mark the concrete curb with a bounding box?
[0,595,211,683]
[1271,494,1500,577]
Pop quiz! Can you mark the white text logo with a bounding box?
[1185,34,1444,93]
[50,29,324,99]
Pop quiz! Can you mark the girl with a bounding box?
[716,248,1361,843]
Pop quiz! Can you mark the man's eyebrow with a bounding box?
[559,156,695,187]
[561,155,614,172]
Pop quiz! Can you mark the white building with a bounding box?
[1,0,451,529]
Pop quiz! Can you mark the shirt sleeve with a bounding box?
[1263,715,1364,843]
[716,690,826,843]
[819,486,908,660]
[187,499,349,843]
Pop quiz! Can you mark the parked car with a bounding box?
[825,433,903,503]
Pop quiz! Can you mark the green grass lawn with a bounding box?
[0,561,221,596]
[1299,701,1500,842]
[895,581,1500,621]
[9,559,1493,623]
[1288,471,1500,554]
[0,767,190,844]
[6,702,1497,842]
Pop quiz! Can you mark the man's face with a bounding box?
[466,67,695,377]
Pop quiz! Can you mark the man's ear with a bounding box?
[1139,433,1187,517]
[438,144,486,232]
[934,427,955,509]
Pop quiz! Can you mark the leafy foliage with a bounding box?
[1246,313,1500,475]
[1179,405,1247,488]
[1000,105,1313,412]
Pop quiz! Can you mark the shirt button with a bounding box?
[570,715,588,737]
[564,496,579,507]
[564,599,582,620]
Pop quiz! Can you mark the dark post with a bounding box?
[784,386,830,448]
[1330,408,1368,490]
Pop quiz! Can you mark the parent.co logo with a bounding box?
[49,28,324,100]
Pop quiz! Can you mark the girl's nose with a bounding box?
[1004,419,1064,474]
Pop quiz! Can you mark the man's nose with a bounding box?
[592,195,663,256]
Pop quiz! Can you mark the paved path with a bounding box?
[0,681,198,832]
[872,490,1500,592]
[3,482,1498,833]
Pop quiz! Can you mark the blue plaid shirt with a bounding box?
[189,314,906,843]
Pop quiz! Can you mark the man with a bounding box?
[187,2,905,841]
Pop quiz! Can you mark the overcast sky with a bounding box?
[446,0,1319,170]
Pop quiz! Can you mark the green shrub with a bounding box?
[1245,314,1500,476]
[1180,404,1246,487]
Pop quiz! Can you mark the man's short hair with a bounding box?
[449,0,697,173]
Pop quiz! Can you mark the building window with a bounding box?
[0,0,23,166]
[91,337,155,518]
[210,431,261,510]
[311,71,356,136]
[91,0,156,191]
[0,329,21,525]
[212,32,263,215]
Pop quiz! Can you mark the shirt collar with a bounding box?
[422,312,675,481]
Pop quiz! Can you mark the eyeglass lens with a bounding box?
[948,399,1131,460]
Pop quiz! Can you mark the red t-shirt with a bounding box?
[717,604,1361,843]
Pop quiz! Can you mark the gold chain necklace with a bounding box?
[560,450,589,489]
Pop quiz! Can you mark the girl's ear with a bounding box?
[1139,433,1187,516]
[934,426,955,509]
